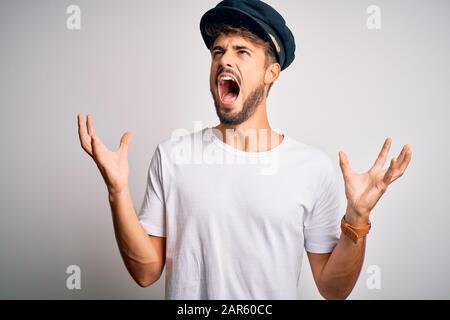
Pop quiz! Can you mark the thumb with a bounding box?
[338,150,352,179]
[119,131,132,153]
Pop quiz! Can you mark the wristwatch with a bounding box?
[340,215,371,244]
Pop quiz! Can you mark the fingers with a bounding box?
[86,114,96,137]
[78,113,132,159]
[77,113,93,156]
[119,131,132,153]
[397,144,412,173]
[396,144,409,165]
[338,150,352,179]
[373,137,392,168]
[90,133,103,159]
[382,144,412,185]
[383,158,396,185]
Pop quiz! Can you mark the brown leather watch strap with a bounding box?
[340,215,371,244]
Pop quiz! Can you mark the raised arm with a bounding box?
[308,138,412,299]
[77,114,165,287]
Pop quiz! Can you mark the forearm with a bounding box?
[108,185,162,286]
[318,210,369,299]
[317,136,412,299]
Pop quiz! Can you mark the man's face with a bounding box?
[209,34,268,125]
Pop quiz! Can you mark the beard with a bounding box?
[211,83,265,126]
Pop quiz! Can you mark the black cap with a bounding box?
[200,0,296,71]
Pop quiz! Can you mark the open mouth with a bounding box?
[217,73,240,107]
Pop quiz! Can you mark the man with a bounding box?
[77,0,412,299]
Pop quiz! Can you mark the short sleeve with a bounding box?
[138,145,166,237]
[304,154,341,253]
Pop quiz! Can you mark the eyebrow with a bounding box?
[211,45,253,52]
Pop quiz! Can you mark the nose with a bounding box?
[218,50,235,69]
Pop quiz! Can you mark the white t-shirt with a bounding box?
[138,127,342,299]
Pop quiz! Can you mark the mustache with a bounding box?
[216,66,241,86]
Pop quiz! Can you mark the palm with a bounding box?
[339,138,412,216]
[77,114,132,194]
[91,138,129,194]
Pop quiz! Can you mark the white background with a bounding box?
[0,0,449,299]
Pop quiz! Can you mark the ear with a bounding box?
[264,62,281,86]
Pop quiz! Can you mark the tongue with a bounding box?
[223,92,237,104]
[219,80,238,105]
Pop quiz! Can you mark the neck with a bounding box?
[214,100,284,152]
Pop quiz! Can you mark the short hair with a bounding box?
[204,24,278,97]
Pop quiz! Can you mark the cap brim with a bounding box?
[200,6,284,68]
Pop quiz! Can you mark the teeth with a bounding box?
[218,74,238,84]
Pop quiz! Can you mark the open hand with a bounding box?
[77,114,132,195]
[338,138,412,225]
